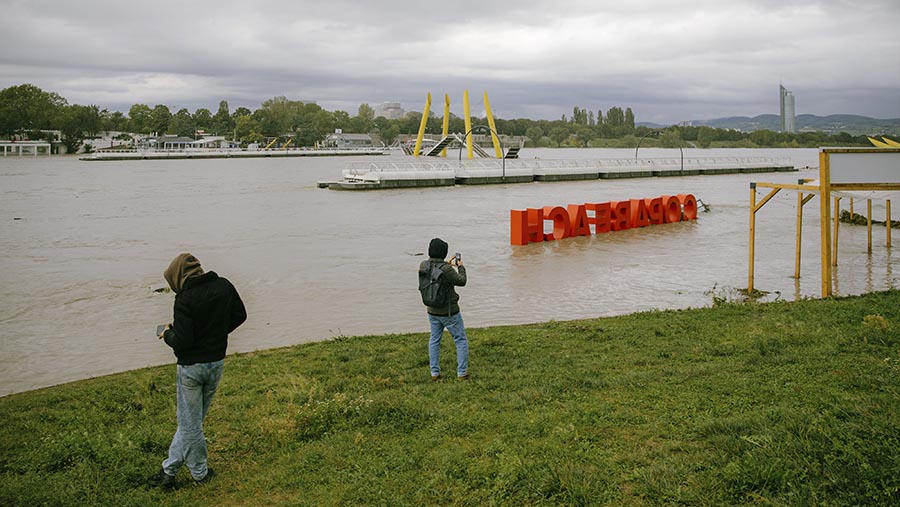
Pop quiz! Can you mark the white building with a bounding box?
[374,101,406,120]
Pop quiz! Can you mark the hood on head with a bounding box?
[428,238,448,259]
[164,253,204,293]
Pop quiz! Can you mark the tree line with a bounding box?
[0,83,878,152]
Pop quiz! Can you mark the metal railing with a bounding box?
[344,156,793,177]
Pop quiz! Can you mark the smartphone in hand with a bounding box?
[156,324,167,337]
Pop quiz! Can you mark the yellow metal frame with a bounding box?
[748,148,900,298]
[411,90,504,160]
[484,92,502,158]
[440,94,450,157]
[412,93,432,158]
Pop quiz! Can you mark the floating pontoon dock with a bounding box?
[320,156,796,190]
[80,147,389,161]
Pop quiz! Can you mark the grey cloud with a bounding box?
[2,0,899,122]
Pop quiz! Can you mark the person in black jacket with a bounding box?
[421,238,469,381]
[147,253,246,489]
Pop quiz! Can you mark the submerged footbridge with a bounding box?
[320,155,795,190]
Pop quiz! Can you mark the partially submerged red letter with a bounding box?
[509,208,544,245]
[567,204,591,237]
[586,202,611,234]
[543,206,571,241]
[662,195,682,223]
[678,194,698,221]
[610,201,632,231]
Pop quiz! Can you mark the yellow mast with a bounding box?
[413,93,432,158]
[484,91,502,158]
[441,94,450,157]
[464,90,473,159]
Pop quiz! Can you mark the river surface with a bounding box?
[1,148,896,396]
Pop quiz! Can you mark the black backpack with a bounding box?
[418,260,450,308]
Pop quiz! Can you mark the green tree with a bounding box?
[624,108,635,129]
[381,124,400,145]
[0,84,67,136]
[232,106,252,120]
[149,104,171,134]
[575,126,594,147]
[255,96,298,136]
[100,110,128,132]
[607,107,624,127]
[299,105,335,145]
[572,106,589,125]
[353,103,375,133]
[548,125,569,147]
[332,110,351,132]
[399,112,422,135]
[212,100,234,136]
[696,126,717,148]
[525,126,544,146]
[749,129,777,147]
[170,108,195,137]
[58,104,101,153]
[192,108,212,132]
[128,104,152,134]
[234,115,262,144]
[658,130,683,148]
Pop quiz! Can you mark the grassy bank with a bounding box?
[2,292,900,506]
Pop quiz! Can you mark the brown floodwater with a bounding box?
[1,148,895,395]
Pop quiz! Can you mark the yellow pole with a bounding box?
[795,191,804,278]
[867,199,873,254]
[849,198,854,217]
[819,151,833,297]
[832,197,840,267]
[887,199,892,248]
[749,183,757,293]
[463,90,473,159]
[412,93,432,158]
[440,94,450,157]
[484,91,503,159]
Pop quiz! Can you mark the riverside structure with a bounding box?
[321,155,796,189]
[80,146,389,161]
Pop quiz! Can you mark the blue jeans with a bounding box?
[428,312,469,377]
[162,359,223,480]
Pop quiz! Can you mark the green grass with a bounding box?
[3,292,900,506]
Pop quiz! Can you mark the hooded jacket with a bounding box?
[162,254,247,365]
[421,258,467,316]
[422,238,467,316]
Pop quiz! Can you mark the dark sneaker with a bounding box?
[194,468,216,485]
[147,468,175,489]
[458,373,470,380]
[431,374,442,382]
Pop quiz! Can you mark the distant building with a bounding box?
[780,85,796,133]
[148,135,195,150]
[322,132,374,148]
[374,101,406,120]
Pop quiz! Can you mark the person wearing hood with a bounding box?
[419,238,469,381]
[147,253,246,489]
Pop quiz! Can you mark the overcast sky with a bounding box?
[2,0,899,124]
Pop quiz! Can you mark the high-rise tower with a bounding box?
[779,85,795,133]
